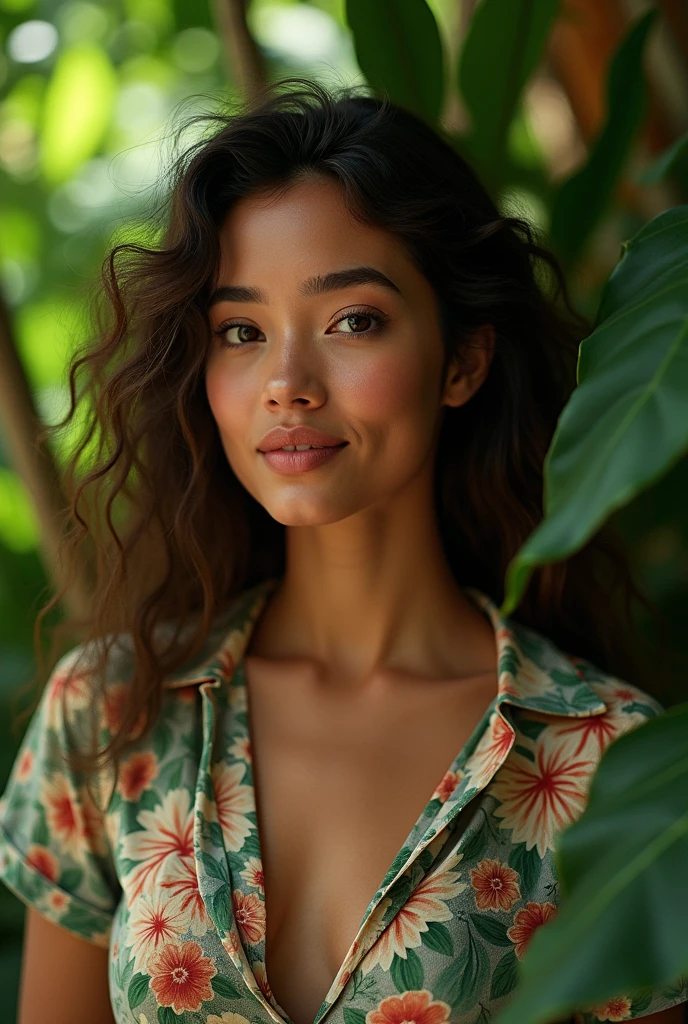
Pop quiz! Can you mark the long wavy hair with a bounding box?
[17,77,663,782]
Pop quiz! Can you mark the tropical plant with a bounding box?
[494,202,688,1023]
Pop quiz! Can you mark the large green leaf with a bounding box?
[493,701,688,1024]
[40,45,117,184]
[502,204,688,617]
[345,0,445,124]
[549,9,656,267]
[457,0,558,191]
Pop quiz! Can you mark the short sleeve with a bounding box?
[0,647,122,948]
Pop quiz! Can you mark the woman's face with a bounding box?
[205,175,474,526]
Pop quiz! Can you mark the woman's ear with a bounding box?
[441,324,495,409]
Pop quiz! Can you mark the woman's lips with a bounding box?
[260,443,348,474]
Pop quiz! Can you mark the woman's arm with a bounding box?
[17,907,116,1024]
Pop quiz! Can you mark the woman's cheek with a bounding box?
[341,349,423,419]
[205,364,251,440]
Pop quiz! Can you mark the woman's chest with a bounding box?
[243,659,502,1024]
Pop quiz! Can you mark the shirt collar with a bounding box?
[160,576,607,719]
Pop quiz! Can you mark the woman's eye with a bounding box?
[214,323,263,347]
[330,309,388,335]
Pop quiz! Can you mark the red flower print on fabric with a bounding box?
[212,761,255,853]
[15,747,33,784]
[232,888,266,945]
[553,713,620,758]
[361,853,466,974]
[147,940,217,1013]
[26,844,59,882]
[432,771,461,803]
[121,789,194,903]
[45,667,90,727]
[159,856,211,936]
[490,743,594,857]
[41,773,87,862]
[366,989,452,1024]
[119,751,159,802]
[470,858,521,911]
[588,994,633,1020]
[614,688,637,703]
[252,959,274,1001]
[104,682,147,738]
[507,900,557,959]
[469,712,515,785]
[239,854,265,893]
[46,889,69,914]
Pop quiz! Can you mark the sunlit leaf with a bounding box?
[345,0,445,124]
[493,702,688,1024]
[502,204,688,616]
[0,469,39,552]
[40,45,117,184]
[549,9,657,267]
[2,73,46,127]
[0,0,36,13]
[124,0,174,35]
[15,293,89,389]
[0,207,41,260]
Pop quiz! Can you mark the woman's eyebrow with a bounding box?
[208,265,402,307]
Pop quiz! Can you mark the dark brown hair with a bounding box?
[16,76,664,781]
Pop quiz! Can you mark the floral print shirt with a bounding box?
[1,577,687,1024]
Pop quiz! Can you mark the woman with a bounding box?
[1,79,685,1024]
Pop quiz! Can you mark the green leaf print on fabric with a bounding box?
[490,948,520,999]
[470,914,512,946]
[460,822,489,862]
[343,1008,368,1024]
[421,920,454,956]
[201,851,230,883]
[512,744,535,763]
[128,972,150,1009]
[30,809,50,846]
[517,718,548,742]
[664,976,688,1000]
[508,842,543,891]
[119,955,135,993]
[622,700,658,717]
[60,866,84,892]
[629,991,653,1015]
[154,721,174,761]
[211,973,243,998]
[210,883,231,934]
[435,924,490,1008]
[390,947,424,992]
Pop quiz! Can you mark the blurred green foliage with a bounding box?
[0,0,687,1017]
